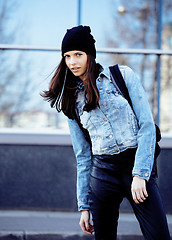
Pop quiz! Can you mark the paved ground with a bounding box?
[0,211,171,240]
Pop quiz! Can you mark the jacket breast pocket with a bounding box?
[109,90,128,109]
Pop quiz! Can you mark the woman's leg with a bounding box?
[89,150,136,240]
[90,175,123,240]
[123,175,170,240]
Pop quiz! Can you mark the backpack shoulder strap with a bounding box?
[109,64,133,110]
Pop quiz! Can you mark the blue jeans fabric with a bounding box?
[90,149,170,240]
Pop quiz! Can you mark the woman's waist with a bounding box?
[92,147,137,163]
[91,148,137,176]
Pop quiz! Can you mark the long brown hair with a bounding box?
[41,55,101,119]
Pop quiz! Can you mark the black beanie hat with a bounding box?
[61,25,96,58]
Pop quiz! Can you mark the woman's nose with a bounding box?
[70,57,77,65]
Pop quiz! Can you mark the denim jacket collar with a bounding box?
[99,66,110,80]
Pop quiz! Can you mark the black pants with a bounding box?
[89,148,170,240]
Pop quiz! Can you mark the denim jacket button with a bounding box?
[103,118,107,122]
[103,102,107,106]
[106,90,110,94]
[113,148,118,152]
[99,87,103,90]
[98,78,101,82]
[108,135,113,138]
[144,173,149,177]
[115,92,118,96]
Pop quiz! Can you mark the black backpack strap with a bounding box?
[109,64,133,111]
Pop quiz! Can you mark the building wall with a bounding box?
[0,133,171,213]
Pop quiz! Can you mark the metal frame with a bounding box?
[1,44,172,55]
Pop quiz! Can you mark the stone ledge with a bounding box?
[0,233,146,240]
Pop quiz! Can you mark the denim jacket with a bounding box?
[68,65,156,211]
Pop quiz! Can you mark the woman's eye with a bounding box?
[65,55,70,59]
[76,53,82,57]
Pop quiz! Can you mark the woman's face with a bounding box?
[64,50,87,81]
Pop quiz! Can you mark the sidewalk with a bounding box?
[0,211,171,240]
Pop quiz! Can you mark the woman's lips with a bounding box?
[71,67,80,73]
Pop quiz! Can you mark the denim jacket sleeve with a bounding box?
[120,66,156,181]
[67,118,92,211]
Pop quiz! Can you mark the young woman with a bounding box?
[42,25,170,240]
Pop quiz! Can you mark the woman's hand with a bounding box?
[79,210,94,234]
[131,176,148,204]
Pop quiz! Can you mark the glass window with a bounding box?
[0,0,172,134]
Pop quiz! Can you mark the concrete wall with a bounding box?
[0,131,171,213]
[0,144,77,211]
